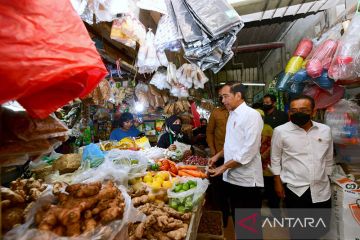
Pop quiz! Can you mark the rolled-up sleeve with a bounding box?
[271,128,283,175]
[233,112,263,165]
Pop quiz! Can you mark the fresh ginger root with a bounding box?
[35,180,125,237]
[65,182,101,198]
[132,194,150,207]
[166,223,188,240]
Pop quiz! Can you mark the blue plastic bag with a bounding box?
[82,143,104,168]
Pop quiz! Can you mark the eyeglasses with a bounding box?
[288,108,312,114]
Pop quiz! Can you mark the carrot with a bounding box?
[167,159,177,166]
[178,165,198,170]
[169,172,177,177]
[178,170,193,177]
[180,169,203,178]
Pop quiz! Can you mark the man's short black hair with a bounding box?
[230,83,247,100]
[263,93,277,103]
[200,118,207,123]
[290,95,315,110]
[119,112,134,127]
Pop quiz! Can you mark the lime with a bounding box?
[182,183,189,191]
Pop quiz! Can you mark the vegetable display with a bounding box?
[183,155,208,166]
[1,178,47,233]
[35,181,125,236]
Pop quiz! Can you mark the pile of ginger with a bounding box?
[128,186,192,240]
[35,180,125,237]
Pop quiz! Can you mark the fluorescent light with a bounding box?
[135,102,144,113]
[242,83,266,86]
[2,101,25,111]
[219,82,226,85]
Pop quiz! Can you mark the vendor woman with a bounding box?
[110,112,140,141]
[157,115,190,150]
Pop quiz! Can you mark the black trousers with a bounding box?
[284,187,332,240]
[208,158,230,226]
[263,176,281,216]
[225,182,263,240]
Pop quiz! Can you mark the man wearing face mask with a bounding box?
[262,94,288,129]
[157,115,190,150]
[271,95,334,239]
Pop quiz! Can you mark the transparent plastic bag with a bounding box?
[105,149,149,175]
[93,0,131,22]
[154,11,182,51]
[150,70,171,90]
[137,29,161,74]
[167,177,209,212]
[110,15,146,49]
[325,99,360,145]
[4,184,145,240]
[137,0,168,14]
[329,14,360,81]
[306,38,338,78]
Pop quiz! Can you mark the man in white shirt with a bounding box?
[209,83,264,226]
[271,95,334,239]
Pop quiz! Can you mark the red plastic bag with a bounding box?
[0,0,107,118]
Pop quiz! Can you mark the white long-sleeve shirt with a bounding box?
[271,121,334,203]
[223,102,264,187]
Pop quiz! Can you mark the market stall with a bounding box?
[1,0,360,239]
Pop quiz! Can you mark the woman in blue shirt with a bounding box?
[110,112,141,141]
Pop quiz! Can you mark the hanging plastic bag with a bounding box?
[150,70,171,90]
[137,0,168,14]
[325,99,360,145]
[136,29,161,74]
[0,1,107,119]
[329,14,360,81]
[93,0,131,22]
[110,15,146,48]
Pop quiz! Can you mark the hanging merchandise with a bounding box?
[329,14,360,82]
[303,83,344,109]
[176,63,209,89]
[0,0,107,119]
[169,0,244,73]
[79,0,131,24]
[136,29,162,74]
[154,11,182,51]
[86,79,111,106]
[325,99,360,145]
[110,14,146,49]
[306,39,338,78]
[150,69,171,90]
[135,83,150,110]
[157,50,169,67]
[163,99,191,115]
[166,62,189,98]
[313,70,334,90]
[137,0,168,15]
[293,38,313,58]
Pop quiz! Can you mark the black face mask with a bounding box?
[170,124,181,134]
[290,112,311,126]
[262,104,273,111]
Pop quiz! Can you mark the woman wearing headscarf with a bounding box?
[109,112,141,141]
[157,115,190,150]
